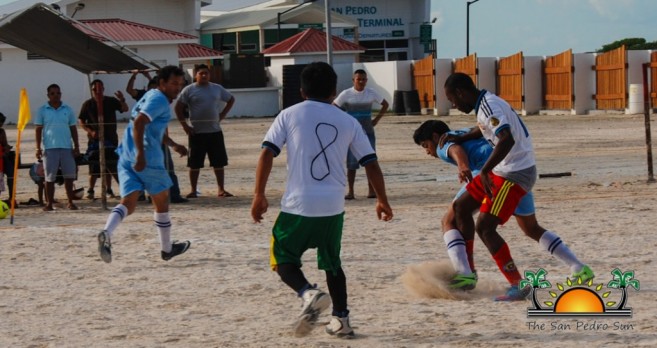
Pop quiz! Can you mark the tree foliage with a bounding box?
[597,38,657,52]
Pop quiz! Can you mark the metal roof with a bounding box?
[179,43,223,61]
[0,3,150,74]
[262,28,364,55]
[201,2,357,33]
[76,18,197,42]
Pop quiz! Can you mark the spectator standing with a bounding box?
[333,69,389,200]
[35,84,81,211]
[174,64,235,198]
[79,79,128,199]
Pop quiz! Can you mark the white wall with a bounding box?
[0,47,88,124]
[435,58,452,115]
[478,57,497,94]
[573,53,595,115]
[0,43,181,124]
[523,56,542,115]
[228,87,281,117]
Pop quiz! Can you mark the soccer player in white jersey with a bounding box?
[251,62,393,338]
[413,120,593,294]
[442,72,544,301]
[97,66,191,263]
[333,69,389,200]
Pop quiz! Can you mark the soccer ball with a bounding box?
[0,200,9,219]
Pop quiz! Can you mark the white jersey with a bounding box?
[262,100,376,217]
[333,87,384,134]
[475,90,535,173]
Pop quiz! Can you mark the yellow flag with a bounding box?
[18,88,31,131]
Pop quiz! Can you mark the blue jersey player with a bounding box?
[97,66,190,263]
[413,120,593,299]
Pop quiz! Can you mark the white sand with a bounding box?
[1,113,656,347]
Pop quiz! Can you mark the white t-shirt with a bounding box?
[475,90,535,173]
[333,87,384,134]
[263,100,376,217]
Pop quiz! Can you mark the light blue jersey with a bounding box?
[438,128,535,216]
[116,89,173,196]
[118,89,171,167]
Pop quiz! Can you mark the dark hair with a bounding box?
[354,69,367,76]
[148,77,159,87]
[0,112,6,126]
[413,120,451,145]
[158,65,185,82]
[194,64,210,74]
[47,84,60,93]
[300,62,337,99]
[444,73,477,92]
[90,79,104,87]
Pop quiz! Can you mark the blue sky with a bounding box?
[1,0,654,59]
[430,0,657,58]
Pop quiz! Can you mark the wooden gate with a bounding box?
[594,46,626,110]
[497,51,523,110]
[412,54,435,109]
[544,49,573,110]
[454,53,477,86]
[651,52,657,108]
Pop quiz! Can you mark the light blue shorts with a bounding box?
[347,132,375,170]
[454,185,535,216]
[118,158,172,197]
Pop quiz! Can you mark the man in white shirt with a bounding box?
[333,69,389,200]
[252,62,393,338]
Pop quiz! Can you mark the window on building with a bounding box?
[239,43,258,52]
[360,50,385,62]
[385,39,408,49]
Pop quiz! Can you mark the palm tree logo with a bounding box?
[525,268,639,318]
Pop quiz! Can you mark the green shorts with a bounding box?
[270,211,344,273]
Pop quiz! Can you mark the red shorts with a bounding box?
[466,172,527,224]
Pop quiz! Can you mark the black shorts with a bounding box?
[88,148,119,176]
[187,131,228,169]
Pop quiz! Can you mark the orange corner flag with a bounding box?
[17,88,31,131]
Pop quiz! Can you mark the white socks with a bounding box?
[154,212,172,253]
[539,230,585,273]
[443,229,472,275]
[103,204,128,239]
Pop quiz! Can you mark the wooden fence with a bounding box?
[497,51,524,110]
[594,46,626,110]
[454,53,477,86]
[412,54,435,109]
[544,49,573,110]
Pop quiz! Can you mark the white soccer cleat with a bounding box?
[293,289,331,337]
[325,316,355,338]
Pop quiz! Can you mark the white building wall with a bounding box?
[0,44,181,123]
[435,58,452,116]
[523,56,542,115]
[573,53,595,115]
[0,47,88,124]
[329,0,430,60]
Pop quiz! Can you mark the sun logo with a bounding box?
[524,268,640,318]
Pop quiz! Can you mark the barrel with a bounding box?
[403,90,421,115]
[393,90,405,115]
[628,84,644,114]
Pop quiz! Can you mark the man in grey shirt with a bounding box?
[175,64,235,198]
